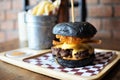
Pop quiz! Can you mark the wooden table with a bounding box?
[0,39,120,80]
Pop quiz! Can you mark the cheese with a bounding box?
[62,43,77,49]
[54,43,94,60]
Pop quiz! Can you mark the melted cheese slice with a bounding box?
[54,43,94,60]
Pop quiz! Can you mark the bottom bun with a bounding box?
[54,54,95,68]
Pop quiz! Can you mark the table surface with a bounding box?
[0,39,120,80]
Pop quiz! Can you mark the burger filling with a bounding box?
[52,35,100,60]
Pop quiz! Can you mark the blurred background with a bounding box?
[0,0,120,52]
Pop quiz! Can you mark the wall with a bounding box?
[87,0,120,40]
[0,0,20,43]
[72,0,120,40]
[0,0,37,43]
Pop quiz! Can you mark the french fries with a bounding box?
[53,35,102,45]
[31,0,61,16]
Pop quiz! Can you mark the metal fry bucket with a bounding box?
[26,14,57,50]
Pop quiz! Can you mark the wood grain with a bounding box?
[0,61,57,80]
[0,60,120,80]
[0,49,119,80]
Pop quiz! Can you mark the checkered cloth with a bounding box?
[23,52,116,77]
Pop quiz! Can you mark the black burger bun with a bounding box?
[53,22,97,38]
[54,54,95,68]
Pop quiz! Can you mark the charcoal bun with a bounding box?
[54,54,95,68]
[53,22,97,38]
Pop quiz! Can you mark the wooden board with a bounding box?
[0,48,120,80]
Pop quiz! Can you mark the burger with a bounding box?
[51,22,101,68]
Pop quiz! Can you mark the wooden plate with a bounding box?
[0,48,120,80]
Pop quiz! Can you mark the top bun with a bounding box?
[53,22,97,38]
